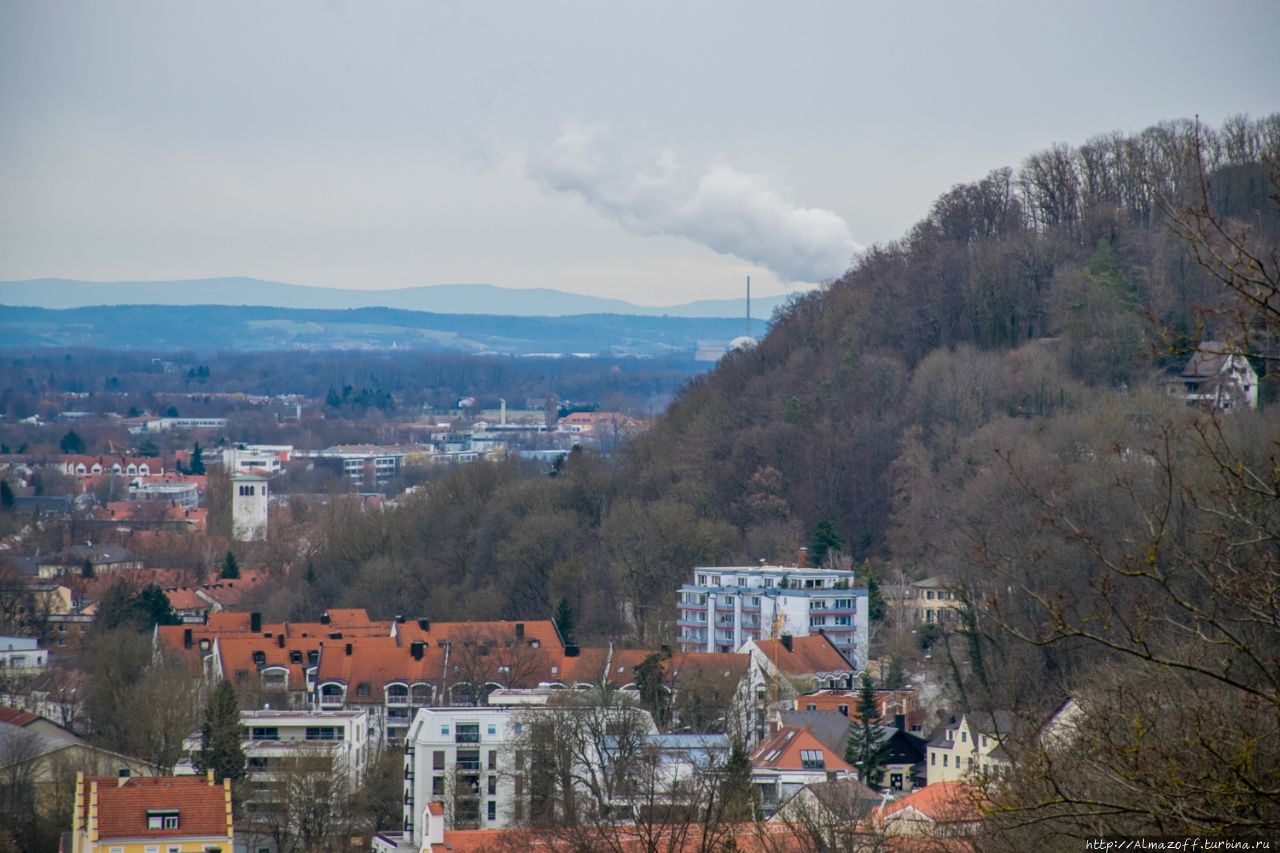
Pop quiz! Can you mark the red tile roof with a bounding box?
[750,725,855,774]
[874,781,984,824]
[78,773,231,841]
[0,705,39,727]
[754,635,853,676]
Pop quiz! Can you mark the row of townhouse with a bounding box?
[158,610,861,752]
[60,455,166,478]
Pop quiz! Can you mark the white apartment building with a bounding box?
[676,564,870,670]
[222,444,292,475]
[401,706,522,839]
[176,708,370,785]
[400,700,658,843]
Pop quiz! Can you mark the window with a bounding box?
[931,752,936,765]
[146,847,159,853]
[146,810,179,829]
[433,750,445,770]
[837,704,849,716]
[943,755,949,767]
[488,775,497,795]
[799,750,825,770]
[487,800,496,821]
[249,727,279,740]
[961,731,967,743]
[805,703,817,711]
[306,726,343,741]
[356,682,371,697]
[456,723,480,743]
[487,724,497,735]
[982,735,988,748]
[441,725,450,736]
[432,776,445,796]
[487,750,497,770]
[289,650,303,664]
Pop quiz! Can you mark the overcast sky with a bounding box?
[2,1,1277,306]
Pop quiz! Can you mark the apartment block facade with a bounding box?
[676,565,869,669]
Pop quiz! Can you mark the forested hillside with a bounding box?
[278,115,1280,838]
[290,115,1278,638]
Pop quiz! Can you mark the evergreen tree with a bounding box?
[59,430,86,454]
[134,584,181,629]
[634,652,671,729]
[221,550,240,580]
[553,597,575,644]
[718,741,761,822]
[190,442,205,475]
[844,671,890,788]
[81,558,95,579]
[195,680,246,784]
[809,518,843,568]
[0,479,14,511]
[857,561,885,623]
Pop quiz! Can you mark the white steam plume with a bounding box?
[528,125,861,283]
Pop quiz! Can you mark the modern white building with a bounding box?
[676,564,870,669]
[399,700,658,842]
[401,706,523,838]
[231,472,269,541]
[222,444,292,475]
[0,636,48,673]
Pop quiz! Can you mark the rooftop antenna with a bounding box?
[745,275,751,338]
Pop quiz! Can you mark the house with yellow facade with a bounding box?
[70,771,233,853]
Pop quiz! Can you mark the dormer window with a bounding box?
[799,750,825,770]
[146,810,179,829]
[290,650,303,664]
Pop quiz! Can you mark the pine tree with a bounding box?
[195,680,246,784]
[553,597,575,644]
[220,551,240,580]
[190,442,205,475]
[844,671,890,788]
[809,518,843,568]
[719,741,761,822]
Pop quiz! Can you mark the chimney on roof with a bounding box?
[345,642,353,656]
[781,634,793,653]
[797,547,809,568]
[418,618,430,632]
[411,641,425,661]
[320,611,331,625]
[395,614,405,624]
[515,622,525,641]
[277,634,285,649]
[564,644,579,657]
[183,628,193,649]
[250,612,261,633]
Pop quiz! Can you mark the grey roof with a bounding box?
[780,710,852,754]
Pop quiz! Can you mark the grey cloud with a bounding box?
[528,125,861,283]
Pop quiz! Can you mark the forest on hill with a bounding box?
[266,114,1280,840]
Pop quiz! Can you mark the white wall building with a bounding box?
[231,472,269,541]
[0,635,48,673]
[222,445,292,475]
[676,564,870,670]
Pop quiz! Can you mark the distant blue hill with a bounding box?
[0,277,793,319]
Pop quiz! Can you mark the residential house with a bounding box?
[780,708,927,793]
[70,772,233,853]
[926,711,1014,785]
[869,780,984,841]
[749,725,857,817]
[1172,341,1259,411]
[740,634,856,742]
[676,563,869,667]
[35,545,144,580]
[882,576,964,628]
[1,709,157,816]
